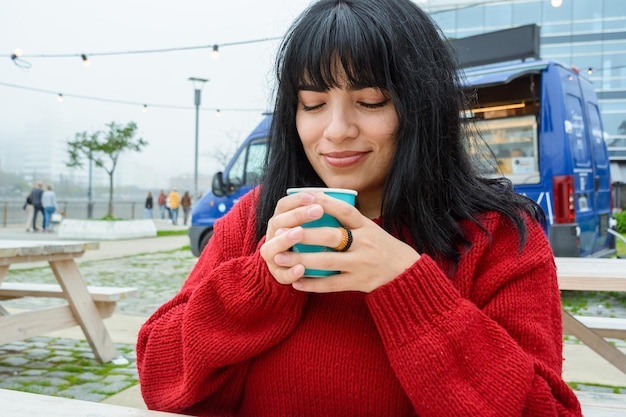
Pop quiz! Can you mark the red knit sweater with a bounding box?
[136,189,582,416]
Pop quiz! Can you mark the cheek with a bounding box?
[380,113,399,137]
[295,115,320,148]
[379,134,398,166]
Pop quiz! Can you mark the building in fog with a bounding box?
[0,127,137,191]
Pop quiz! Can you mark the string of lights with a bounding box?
[0,81,267,113]
[8,37,282,69]
[6,0,569,66]
[6,0,567,68]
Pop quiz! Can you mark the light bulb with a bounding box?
[57,94,64,103]
[551,0,563,7]
[142,104,148,112]
[12,48,23,58]
[212,45,219,59]
[81,54,91,66]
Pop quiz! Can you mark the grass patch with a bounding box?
[157,229,189,237]
[99,215,124,221]
[567,381,626,394]
[617,232,626,257]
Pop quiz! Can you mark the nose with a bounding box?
[323,105,358,143]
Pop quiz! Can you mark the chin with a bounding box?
[324,181,359,191]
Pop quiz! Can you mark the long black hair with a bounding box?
[256,0,544,265]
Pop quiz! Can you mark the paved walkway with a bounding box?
[1,221,626,415]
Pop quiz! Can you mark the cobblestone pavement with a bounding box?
[0,248,197,401]
[0,338,137,402]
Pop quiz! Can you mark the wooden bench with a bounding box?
[0,282,137,318]
[0,240,133,363]
[570,315,626,340]
[557,257,626,375]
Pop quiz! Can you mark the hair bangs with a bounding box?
[281,3,391,92]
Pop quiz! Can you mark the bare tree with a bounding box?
[209,131,242,170]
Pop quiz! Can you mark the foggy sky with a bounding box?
[0,0,315,188]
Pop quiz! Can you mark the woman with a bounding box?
[41,184,58,232]
[137,1,581,415]
[158,190,167,220]
[181,191,192,226]
[144,191,154,219]
[23,191,34,232]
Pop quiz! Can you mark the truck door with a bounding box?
[586,102,612,253]
[563,92,596,256]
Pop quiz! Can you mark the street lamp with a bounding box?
[87,151,93,219]
[188,77,209,200]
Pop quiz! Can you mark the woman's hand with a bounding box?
[260,191,420,293]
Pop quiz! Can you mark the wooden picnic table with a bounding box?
[556,257,626,375]
[0,240,136,363]
[0,388,183,416]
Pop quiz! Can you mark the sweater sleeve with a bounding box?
[136,190,308,414]
[365,214,581,416]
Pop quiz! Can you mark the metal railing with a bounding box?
[1,200,147,227]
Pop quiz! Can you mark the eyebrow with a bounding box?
[298,83,383,92]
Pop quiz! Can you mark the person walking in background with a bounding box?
[23,191,34,232]
[157,190,167,220]
[137,1,581,415]
[168,189,180,225]
[144,191,154,219]
[165,195,172,223]
[181,191,192,226]
[41,184,58,232]
[29,181,44,232]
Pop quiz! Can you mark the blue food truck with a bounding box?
[188,116,270,256]
[188,59,614,258]
[461,59,613,257]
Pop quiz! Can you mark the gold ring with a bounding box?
[334,227,353,252]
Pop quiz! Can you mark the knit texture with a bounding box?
[136,189,582,416]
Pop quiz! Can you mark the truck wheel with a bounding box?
[199,229,214,254]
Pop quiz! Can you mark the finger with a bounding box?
[261,230,308,285]
[273,191,316,215]
[266,192,317,236]
[305,192,362,229]
[272,262,306,285]
[293,226,352,251]
[292,274,350,293]
[263,226,305,257]
[267,203,324,238]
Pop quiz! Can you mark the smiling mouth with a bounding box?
[323,151,367,168]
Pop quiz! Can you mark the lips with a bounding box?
[322,151,368,168]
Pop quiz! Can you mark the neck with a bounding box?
[356,191,382,220]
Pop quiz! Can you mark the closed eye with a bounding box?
[301,103,324,111]
[360,99,390,109]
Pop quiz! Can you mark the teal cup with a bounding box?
[286,187,358,277]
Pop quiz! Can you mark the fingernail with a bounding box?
[288,227,303,240]
[300,193,315,203]
[292,278,304,290]
[307,205,323,218]
[275,253,289,264]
